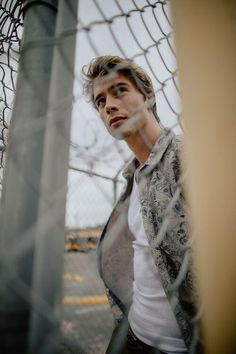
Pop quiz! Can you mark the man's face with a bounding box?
[93,74,151,140]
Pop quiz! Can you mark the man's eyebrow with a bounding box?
[111,82,129,90]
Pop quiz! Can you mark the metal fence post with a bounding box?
[28,1,79,353]
[0,1,58,353]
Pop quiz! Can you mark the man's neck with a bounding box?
[125,120,162,166]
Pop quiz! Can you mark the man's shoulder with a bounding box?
[161,132,186,184]
[174,134,186,165]
[163,132,184,160]
[175,133,185,149]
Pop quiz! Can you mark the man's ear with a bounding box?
[146,94,155,107]
[145,94,151,102]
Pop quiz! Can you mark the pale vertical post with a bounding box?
[0,1,57,353]
[171,1,236,353]
[28,1,79,353]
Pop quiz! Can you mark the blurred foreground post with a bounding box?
[0,1,58,353]
[0,0,78,353]
[28,1,78,353]
[171,1,236,353]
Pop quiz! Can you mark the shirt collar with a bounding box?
[122,128,175,179]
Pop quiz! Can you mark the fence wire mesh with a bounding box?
[0,0,23,194]
[0,1,202,354]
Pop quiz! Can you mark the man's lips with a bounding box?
[109,116,126,127]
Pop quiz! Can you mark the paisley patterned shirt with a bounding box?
[97,128,203,353]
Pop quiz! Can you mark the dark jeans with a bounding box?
[106,319,166,354]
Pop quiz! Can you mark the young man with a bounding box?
[82,56,202,354]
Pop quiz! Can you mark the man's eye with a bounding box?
[114,87,127,96]
[96,98,105,108]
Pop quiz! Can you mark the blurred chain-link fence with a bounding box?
[0,0,23,194]
[0,1,197,354]
[64,3,182,351]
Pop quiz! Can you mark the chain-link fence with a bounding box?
[64,2,184,352]
[0,0,23,194]
[0,1,201,354]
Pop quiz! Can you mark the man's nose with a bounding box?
[105,96,119,115]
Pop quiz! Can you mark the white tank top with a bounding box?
[128,178,187,353]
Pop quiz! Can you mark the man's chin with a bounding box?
[112,130,132,140]
[112,132,125,140]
